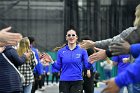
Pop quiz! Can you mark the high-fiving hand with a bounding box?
[101,78,120,93]
[109,40,130,56]
[0,27,22,46]
[80,40,95,49]
[89,47,107,63]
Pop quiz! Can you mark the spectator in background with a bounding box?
[28,37,44,93]
[80,36,95,93]
[17,37,36,93]
[39,62,46,91]
[0,44,30,93]
[100,57,113,80]
[93,70,100,88]
[45,65,50,86]
[0,24,29,93]
[40,52,52,87]
[112,54,133,93]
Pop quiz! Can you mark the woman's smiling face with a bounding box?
[66,29,78,44]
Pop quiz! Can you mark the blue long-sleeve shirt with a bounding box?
[45,65,49,73]
[52,65,59,73]
[52,45,92,81]
[31,47,43,75]
[115,44,140,88]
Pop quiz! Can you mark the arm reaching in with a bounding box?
[81,27,137,50]
[89,47,107,63]
[101,78,120,93]
[0,27,22,46]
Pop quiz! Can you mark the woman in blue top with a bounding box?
[50,29,92,93]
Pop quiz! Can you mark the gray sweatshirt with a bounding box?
[95,27,137,49]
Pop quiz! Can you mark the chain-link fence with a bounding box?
[0,0,140,51]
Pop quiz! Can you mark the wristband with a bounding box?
[106,49,112,57]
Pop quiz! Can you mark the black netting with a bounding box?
[0,0,140,51]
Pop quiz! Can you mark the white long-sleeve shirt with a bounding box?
[100,60,113,70]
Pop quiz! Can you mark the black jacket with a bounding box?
[0,46,26,92]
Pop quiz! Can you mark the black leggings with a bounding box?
[59,80,83,93]
[52,72,59,83]
[83,77,94,93]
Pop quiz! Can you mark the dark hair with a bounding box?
[66,25,77,34]
[28,36,35,44]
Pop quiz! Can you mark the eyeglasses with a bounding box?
[67,34,77,37]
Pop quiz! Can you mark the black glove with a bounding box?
[109,40,130,56]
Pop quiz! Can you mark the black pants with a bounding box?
[52,72,59,83]
[59,80,83,93]
[41,74,45,87]
[31,77,39,93]
[45,73,49,85]
[83,76,94,93]
[31,75,43,93]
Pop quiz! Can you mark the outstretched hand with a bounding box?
[101,78,120,93]
[89,47,107,63]
[40,53,53,63]
[80,40,95,49]
[0,27,22,46]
